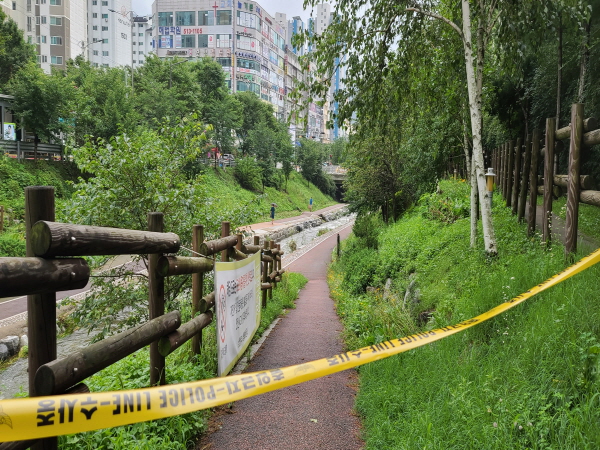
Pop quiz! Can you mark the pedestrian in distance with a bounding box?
[309,197,313,212]
[270,203,276,224]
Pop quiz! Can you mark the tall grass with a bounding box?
[59,272,307,449]
[330,179,600,449]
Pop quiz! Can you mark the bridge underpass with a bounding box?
[323,165,347,201]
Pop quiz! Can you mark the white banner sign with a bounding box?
[215,251,261,376]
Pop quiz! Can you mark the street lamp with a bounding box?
[108,8,136,90]
[80,38,102,56]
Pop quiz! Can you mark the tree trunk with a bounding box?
[462,0,496,255]
[470,152,478,248]
[555,12,562,176]
[577,17,591,103]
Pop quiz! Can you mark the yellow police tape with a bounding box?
[1,247,600,442]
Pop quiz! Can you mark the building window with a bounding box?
[41,55,47,62]
[92,0,97,4]
[181,35,194,48]
[198,34,209,48]
[158,12,173,27]
[102,26,108,30]
[27,16,32,31]
[216,34,231,48]
[102,0,107,5]
[27,35,33,43]
[138,51,143,55]
[41,16,47,24]
[102,51,108,56]
[49,0,61,5]
[198,11,214,26]
[92,25,98,30]
[216,10,231,25]
[50,36,62,45]
[132,50,136,54]
[216,57,231,67]
[93,50,98,55]
[101,13,108,19]
[139,32,143,36]
[138,41,142,45]
[12,1,16,10]
[41,35,46,43]
[132,42,136,45]
[92,13,98,18]
[102,64,109,67]
[102,38,108,43]
[35,16,40,24]
[27,0,31,12]
[138,23,144,27]
[51,55,63,64]
[50,16,61,25]
[176,11,194,26]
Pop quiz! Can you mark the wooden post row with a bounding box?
[25,186,57,450]
[528,129,541,236]
[565,104,584,256]
[192,224,204,355]
[518,135,532,223]
[148,212,166,386]
[511,138,522,215]
[543,118,556,244]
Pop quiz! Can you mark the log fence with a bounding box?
[0,186,284,450]
[490,103,600,256]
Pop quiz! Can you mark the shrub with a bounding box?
[419,178,470,223]
[353,213,382,249]
[234,157,262,191]
[0,232,26,257]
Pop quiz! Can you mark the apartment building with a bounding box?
[2,0,86,72]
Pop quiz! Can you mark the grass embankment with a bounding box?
[330,179,600,449]
[202,168,336,226]
[0,157,80,256]
[58,272,307,449]
[0,157,336,257]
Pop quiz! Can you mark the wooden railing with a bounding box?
[0,186,284,450]
[491,104,600,255]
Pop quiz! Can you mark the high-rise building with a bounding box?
[87,0,133,68]
[132,15,153,67]
[2,0,86,72]
[151,0,306,126]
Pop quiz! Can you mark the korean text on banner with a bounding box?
[215,251,261,376]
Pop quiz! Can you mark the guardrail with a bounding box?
[0,186,283,450]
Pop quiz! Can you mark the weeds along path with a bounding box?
[198,224,362,450]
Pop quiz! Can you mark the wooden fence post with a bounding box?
[25,186,57,450]
[269,240,276,298]
[262,240,269,308]
[528,129,541,236]
[518,134,532,222]
[502,142,509,198]
[221,222,230,262]
[543,118,556,245]
[191,224,204,355]
[506,140,515,208]
[148,212,166,386]
[511,137,522,215]
[565,103,584,256]
[337,233,341,260]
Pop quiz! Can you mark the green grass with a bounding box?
[58,272,307,449]
[330,179,600,449]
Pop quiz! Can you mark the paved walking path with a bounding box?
[199,224,363,450]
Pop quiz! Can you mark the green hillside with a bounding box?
[330,179,600,449]
[0,156,336,257]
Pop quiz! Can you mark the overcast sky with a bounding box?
[131,0,316,24]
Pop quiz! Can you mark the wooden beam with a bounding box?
[34,311,181,396]
[0,257,89,297]
[148,212,166,387]
[198,235,238,257]
[565,103,584,256]
[156,255,213,277]
[198,291,215,313]
[553,174,595,190]
[31,221,180,257]
[158,311,213,356]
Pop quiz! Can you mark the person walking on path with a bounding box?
[309,197,313,212]
[200,224,362,450]
[270,203,276,224]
